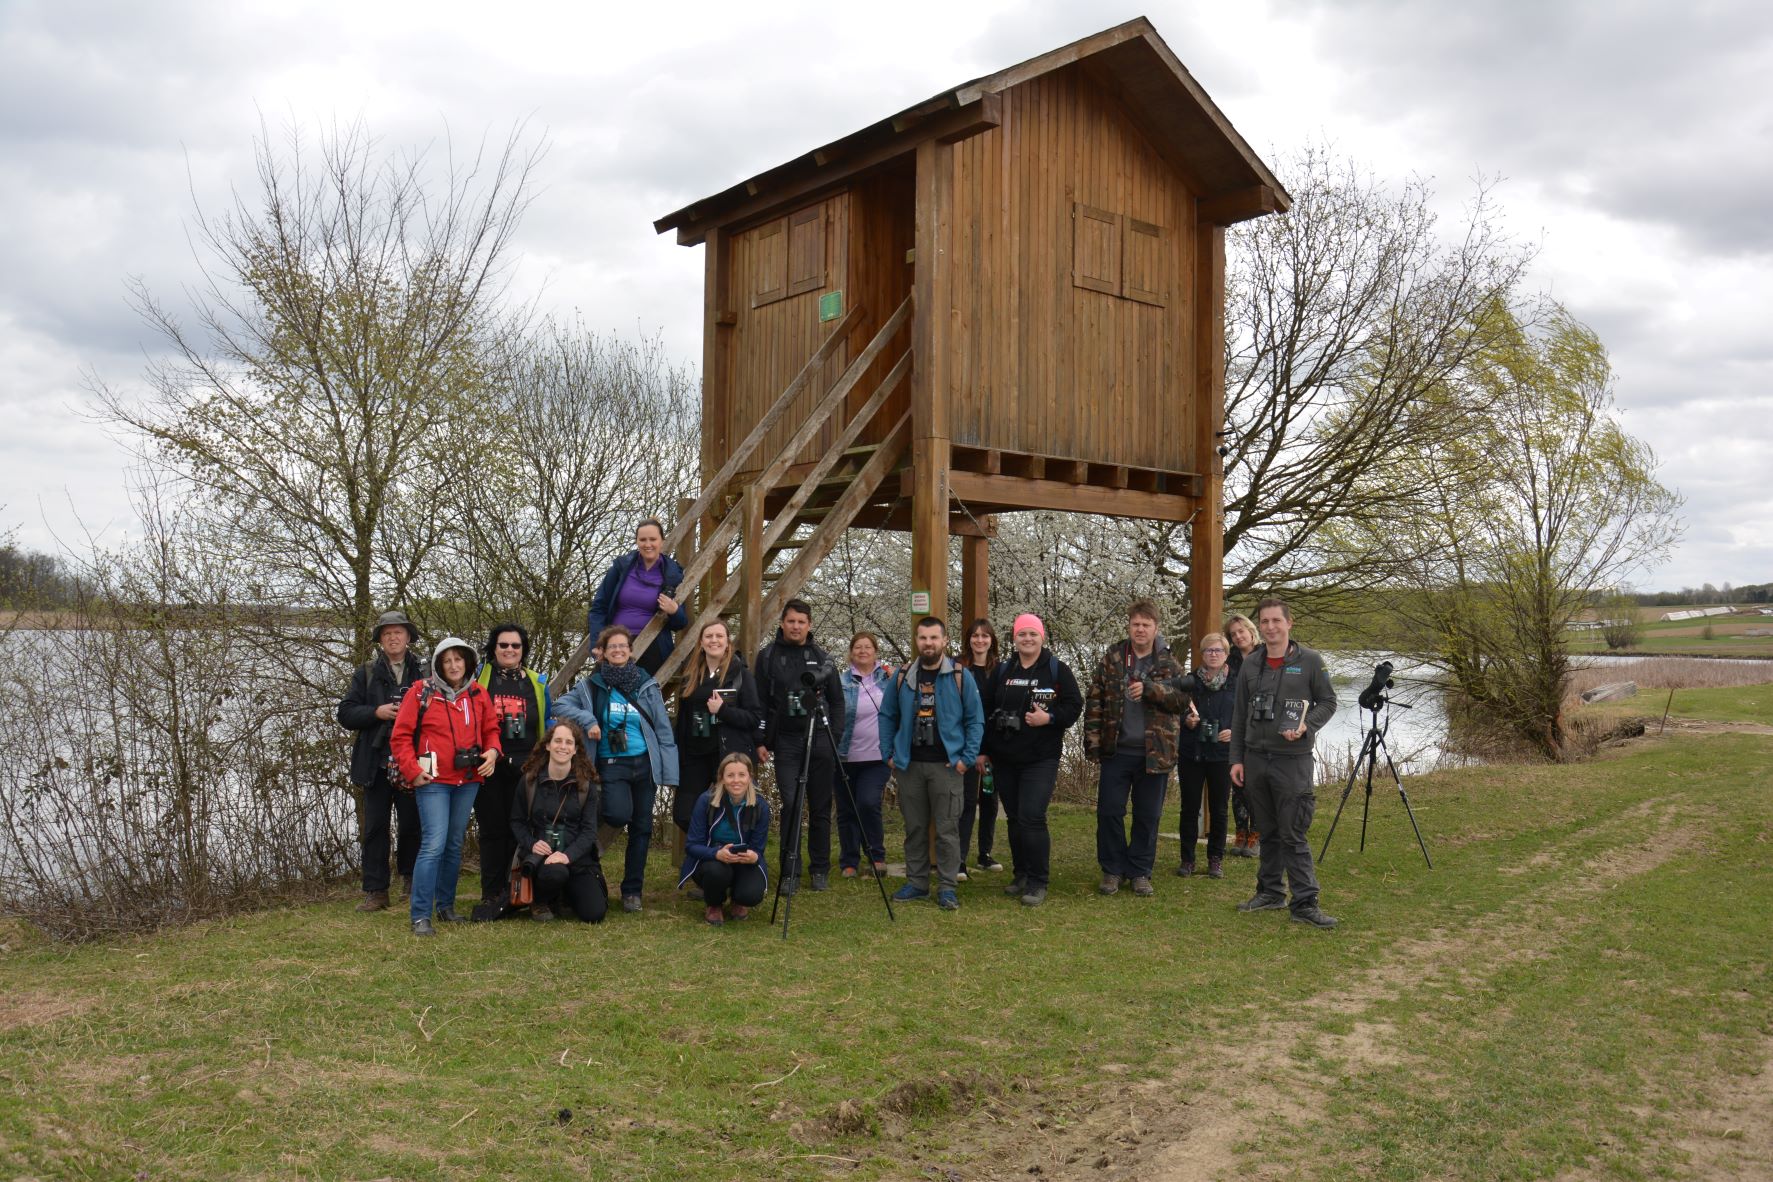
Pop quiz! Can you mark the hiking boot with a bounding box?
[730,905,750,921]
[892,884,930,902]
[872,860,889,874]
[956,867,970,882]
[1207,856,1224,879]
[1237,892,1287,912]
[1004,876,1028,898]
[436,906,469,924]
[781,877,799,897]
[936,888,960,911]
[621,894,642,913]
[809,873,829,892]
[687,885,705,901]
[704,905,725,927]
[977,853,1003,871]
[1291,905,1339,929]
[1020,887,1048,907]
[532,903,555,922]
[841,866,858,879]
[412,917,435,937]
[1131,876,1154,897]
[1175,861,1195,878]
[1099,873,1122,896]
[356,890,390,913]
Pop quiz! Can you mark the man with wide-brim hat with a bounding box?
[337,610,429,911]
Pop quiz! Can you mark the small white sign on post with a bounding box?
[909,590,931,615]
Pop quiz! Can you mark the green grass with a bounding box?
[1569,611,1773,658]
[4,731,1771,1180]
[1662,683,1773,724]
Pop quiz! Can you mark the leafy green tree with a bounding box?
[1382,303,1681,758]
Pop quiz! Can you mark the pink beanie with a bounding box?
[1012,612,1046,638]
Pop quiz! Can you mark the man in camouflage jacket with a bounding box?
[1084,600,1189,896]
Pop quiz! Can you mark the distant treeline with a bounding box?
[1633,584,1772,607]
[0,545,86,610]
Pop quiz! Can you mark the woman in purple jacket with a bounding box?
[586,518,689,676]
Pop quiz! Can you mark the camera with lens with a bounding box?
[1250,693,1275,722]
[991,709,1022,734]
[913,715,937,747]
[500,711,526,742]
[452,745,484,769]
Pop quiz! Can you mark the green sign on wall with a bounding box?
[819,290,844,322]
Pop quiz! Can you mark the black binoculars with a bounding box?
[452,746,483,769]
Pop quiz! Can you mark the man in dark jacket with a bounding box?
[336,610,428,912]
[1230,597,1339,928]
[472,622,550,915]
[754,599,846,893]
[1084,599,1189,898]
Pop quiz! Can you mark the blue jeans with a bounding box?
[1096,750,1169,879]
[599,755,657,898]
[836,759,890,868]
[412,781,479,923]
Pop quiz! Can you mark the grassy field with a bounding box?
[4,721,1772,1180]
[1569,607,1773,658]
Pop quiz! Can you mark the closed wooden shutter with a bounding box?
[752,218,787,307]
[1123,218,1165,306]
[1072,203,1121,295]
[786,205,825,296]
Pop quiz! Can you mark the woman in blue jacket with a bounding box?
[586,518,690,676]
[680,753,772,925]
[554,625,679,914]
[1177,632,1237,878]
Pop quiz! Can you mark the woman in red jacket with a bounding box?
[391,635,501,936]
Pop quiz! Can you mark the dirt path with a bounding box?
[900,797,1767,1182]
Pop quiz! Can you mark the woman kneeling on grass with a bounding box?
[511,722,606,923]
[679,753,771,926]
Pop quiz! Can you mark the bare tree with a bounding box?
[1141,146,1535,618]
[436,319,701,672]
[94,117,543,673]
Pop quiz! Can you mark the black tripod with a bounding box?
[1319,696,1432,868]
[768,697,895,938]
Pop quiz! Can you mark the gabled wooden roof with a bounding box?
[655,16,1290,245]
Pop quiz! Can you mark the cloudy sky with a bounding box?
[3,0,1768,591]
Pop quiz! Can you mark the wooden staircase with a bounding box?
[548,294,913,696]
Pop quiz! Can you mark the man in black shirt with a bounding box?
[336,610,427,911]
[754,600,846,893]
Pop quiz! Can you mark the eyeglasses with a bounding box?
[496,642,523,650]
[1202,647,1227,655]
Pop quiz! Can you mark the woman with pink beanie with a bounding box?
[981,612,1084,906]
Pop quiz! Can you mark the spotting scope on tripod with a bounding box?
[1319,661,1432,868]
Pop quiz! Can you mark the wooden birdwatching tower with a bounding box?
[633,17,1288,685]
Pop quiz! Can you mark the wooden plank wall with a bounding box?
[726,191,853,473]
[946,65,1198,474]
[845,168,916,450]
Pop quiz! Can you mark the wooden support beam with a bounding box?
[700,227,732,617]
[1127,469,1161,493]
[911,136,954,622]
[1090,463,1129,489]
[1047,459,1087,484]
[1190,224,1227,653]
[935,92,1001,143]
[942,471,1195,523]
[960,531,991,629]
[1197,185,1281,227]
[741,484,765,658]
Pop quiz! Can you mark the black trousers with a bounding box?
[693,860,767,908]
[995,756,1060,888]
[676,747,721,832]
[959,762,1001,865]
[360,768,420,893]
[1177,759,1232,862]
[773,733,835,879]
[475,760,522,900]
[535,863,608,923]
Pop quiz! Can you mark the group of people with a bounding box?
[338,519,1342,936]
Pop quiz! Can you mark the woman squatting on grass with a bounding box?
[680,753,772,926]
